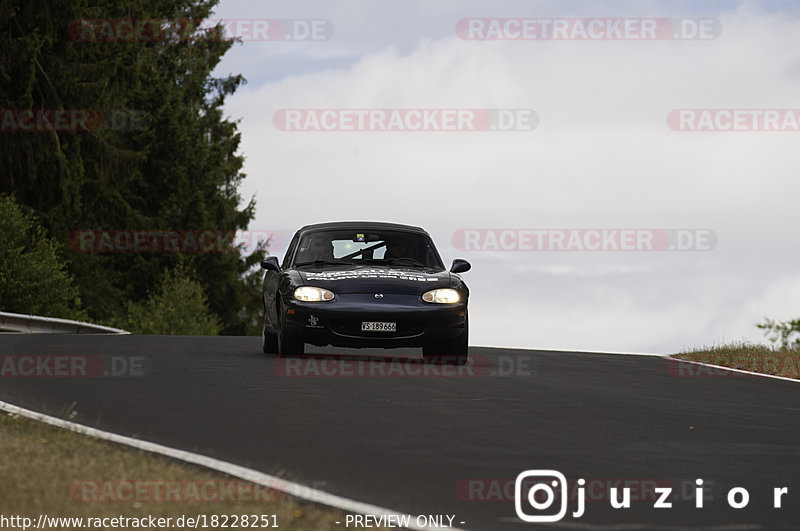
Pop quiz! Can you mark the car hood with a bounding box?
[297,265,451,295]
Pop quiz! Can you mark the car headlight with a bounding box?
[294,286,335,302]
[422,288,460,304]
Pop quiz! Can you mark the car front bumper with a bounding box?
[283,293,467,348]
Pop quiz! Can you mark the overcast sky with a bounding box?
[211,0,800,353]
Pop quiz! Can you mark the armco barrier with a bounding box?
[0,311,129,334]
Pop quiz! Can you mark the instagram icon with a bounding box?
[515,470,576,522]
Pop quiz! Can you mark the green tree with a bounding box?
[757,318,800,351]
[0,0,261,334]
[109,266,221,335]
[0,194,87,320]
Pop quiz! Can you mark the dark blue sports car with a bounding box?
[260,221,471,364]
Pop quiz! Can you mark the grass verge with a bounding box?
[0,410,376,530]
[673,342,800,379]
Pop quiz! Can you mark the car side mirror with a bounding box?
[450,259,471,274]
[260,256,281,272]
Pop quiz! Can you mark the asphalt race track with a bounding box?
[2,335,800,529]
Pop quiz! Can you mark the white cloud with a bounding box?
[221,4,800,353]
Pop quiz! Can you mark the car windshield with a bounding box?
[293,229,443,269]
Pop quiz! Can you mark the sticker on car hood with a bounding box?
[302,269,440,282]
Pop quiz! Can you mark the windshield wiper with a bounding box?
[295,259,351,267]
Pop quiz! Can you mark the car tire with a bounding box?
[422,313,468,366]
[277,301,304,357]
[262,308,278,355]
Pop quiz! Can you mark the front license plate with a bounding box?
[361,321,397,332]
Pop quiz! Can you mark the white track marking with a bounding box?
[0,400,467,531]
[666,357,800,384]
[474,345,664,357]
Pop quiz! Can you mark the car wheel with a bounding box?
[261,306,278,355]
[277,302,304,357]
[422,313,468,366]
